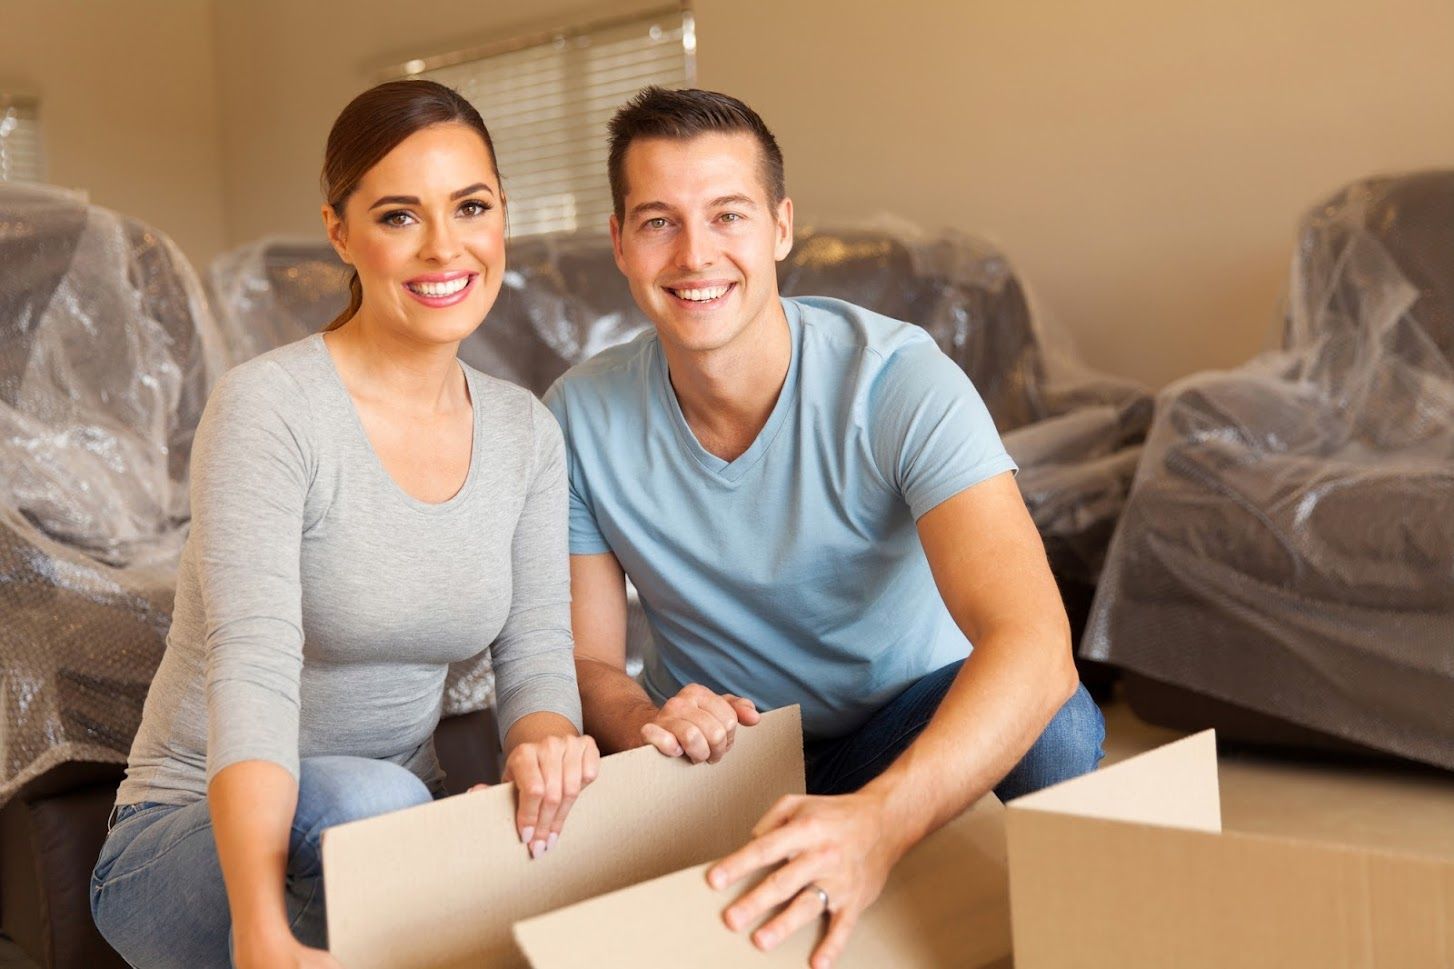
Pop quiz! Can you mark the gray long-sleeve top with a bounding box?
[116,334,582,806]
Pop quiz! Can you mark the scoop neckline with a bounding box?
[311,333,480,513]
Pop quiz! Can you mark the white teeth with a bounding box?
[408,276,471,297]
[673,285,729,302]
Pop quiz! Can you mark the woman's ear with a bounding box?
[321,203,352,265]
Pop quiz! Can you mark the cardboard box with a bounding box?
[1006,730,1454,968]
[324,706,1013,967]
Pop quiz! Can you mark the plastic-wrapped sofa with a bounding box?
[211,226,1151,651]
[0,186,499,969]
[1081,170,1454,770]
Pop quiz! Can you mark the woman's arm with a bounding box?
[190,366,334,962]
[488,402,596,856]
[210,762,340,967]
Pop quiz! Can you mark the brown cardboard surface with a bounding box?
[513,794,1013,968]
[1007,728,1454,968]
[323,707,804,969]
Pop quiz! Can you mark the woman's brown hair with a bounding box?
[320,79,500,331]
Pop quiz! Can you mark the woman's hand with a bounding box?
[234,931,345,969]
[499,714,601,858]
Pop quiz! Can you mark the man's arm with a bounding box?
[709,472,1078,968]
[863,470,1079,841]
[571,551,759,762]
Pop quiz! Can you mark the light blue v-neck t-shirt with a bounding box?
[543,296,1017,741]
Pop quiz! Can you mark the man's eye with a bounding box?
[459,200,491,217]
[380,210,414,228]
[644,217,669,230]
[720,212,742,223]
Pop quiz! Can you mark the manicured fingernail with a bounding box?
[521,826,534,845]
[530,840,545,859]
[546,832,558,851]
[755,931,775,948]
[707,869,724,889]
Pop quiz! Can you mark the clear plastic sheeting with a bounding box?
[1082,170,1454,770]
[0,183,223,806]
[210,226,1151,597]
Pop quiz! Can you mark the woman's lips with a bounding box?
[403,273,478,308]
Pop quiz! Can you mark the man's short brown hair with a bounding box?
[607,86,786,220]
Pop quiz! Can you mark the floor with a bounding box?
[3,694,1450,969]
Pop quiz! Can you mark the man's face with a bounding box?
[610,132,792,357]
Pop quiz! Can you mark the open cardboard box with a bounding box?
[1006,729,1454,968]
[323,706,1013,968]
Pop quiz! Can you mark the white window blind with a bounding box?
[410,7,693,238]
[0,96,43,183]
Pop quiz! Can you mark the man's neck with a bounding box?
[662,300,792,462]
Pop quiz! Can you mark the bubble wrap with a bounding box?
[1082,170,1454,769]
[1,183,225,806]
[211,226,1151,597]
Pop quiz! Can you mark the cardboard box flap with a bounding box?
[323,707,804,969]
[1006,732,1454,968]
[514,795,1013,968]
[1011,728,1221,833]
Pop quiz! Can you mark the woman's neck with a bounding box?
[322,310,467,416]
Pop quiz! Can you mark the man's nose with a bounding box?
[673,222,715,272]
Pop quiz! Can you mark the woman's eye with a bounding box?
[380,210,414,228]
[459,200,491,217]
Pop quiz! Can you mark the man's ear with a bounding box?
[773,196,794,262]
[321,203,352,266]
[609,213,627,275]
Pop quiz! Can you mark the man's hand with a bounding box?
[641,684,760,763]
[500,732,601,859]
[706,791,908,969]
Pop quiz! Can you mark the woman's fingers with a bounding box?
[510,736,601,857]
[509,749,547,851]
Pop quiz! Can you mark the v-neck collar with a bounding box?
[654,299,801,484]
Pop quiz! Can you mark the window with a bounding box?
[0,95,43,183]
[394,5,694,238]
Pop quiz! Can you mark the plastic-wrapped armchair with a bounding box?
[0,183,222,968]
[1082,170,1454,770]
[211,226,1151,653]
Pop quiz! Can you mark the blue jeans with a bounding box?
[90,756,434,968]
[804,660,1105,800]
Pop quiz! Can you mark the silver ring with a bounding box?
[803,883,831,913]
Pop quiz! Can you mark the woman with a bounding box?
[90,80,598,969]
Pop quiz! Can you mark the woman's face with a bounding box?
[325,121,505,346]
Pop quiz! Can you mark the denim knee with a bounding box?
[295,756,432,835]
[995,683,1106,802]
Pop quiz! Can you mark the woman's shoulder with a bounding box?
[203,335,325,438]
[460,364,562,453]
[217,334,325,394]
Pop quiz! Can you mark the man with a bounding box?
[543,87,1103,968]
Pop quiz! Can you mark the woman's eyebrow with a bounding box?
[368,182,495,210]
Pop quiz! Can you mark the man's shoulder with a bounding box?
[543,329,659,418]
[789,296,940,366]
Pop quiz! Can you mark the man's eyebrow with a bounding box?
[627,194,758,219]
[628,200,676,219]
[709,194,757,209]
[368,183,495,210]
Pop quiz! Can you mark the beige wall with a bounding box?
[694,0,1454,386]
[0,0,227,266]
[211,0,651,248]
[6,1,1452,385]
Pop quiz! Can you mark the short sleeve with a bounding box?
[542,379,612,556]
[868,338,1018,520]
